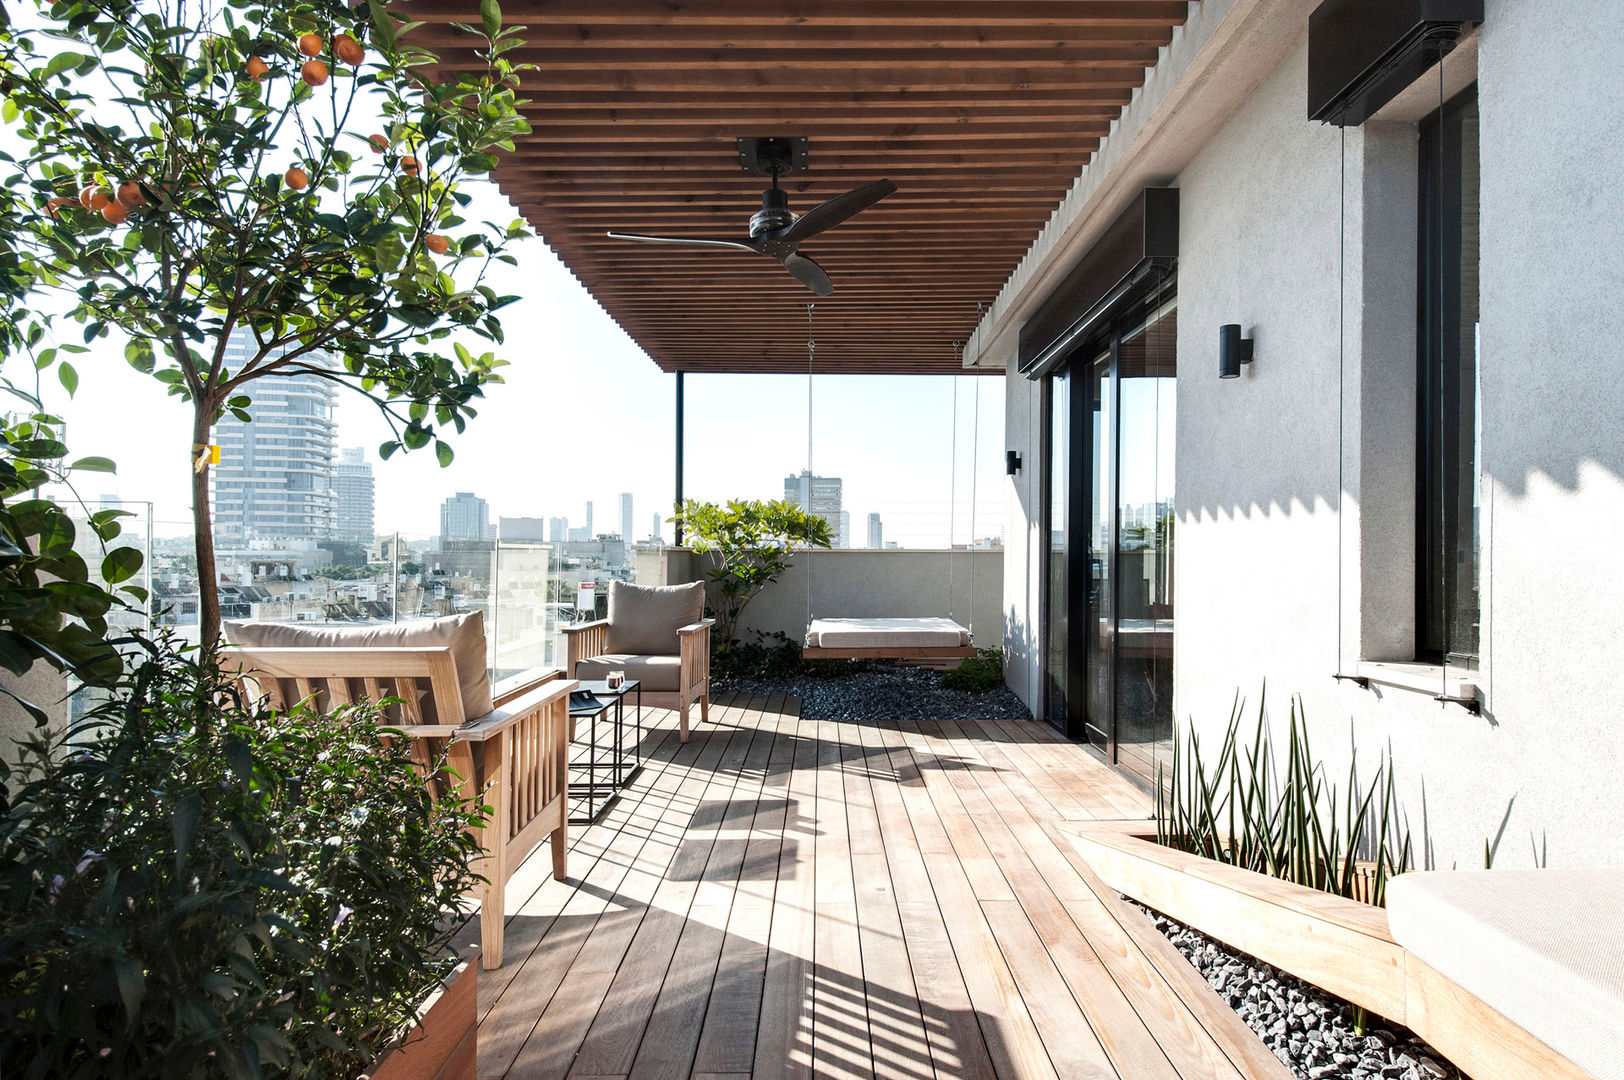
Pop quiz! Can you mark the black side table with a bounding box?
[567,678,642,823]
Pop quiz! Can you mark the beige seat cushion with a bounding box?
[223,612,494,722]
[574,653,682,693]
[603,580,704,656]
[1386,868,1624,1080]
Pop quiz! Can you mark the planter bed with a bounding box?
[1063,821,1596,1080]
[1134,902,1446,1080]
[363,960,477,1080]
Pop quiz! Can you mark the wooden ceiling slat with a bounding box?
[509,68,1150,91]
[410,1,1192,27]
[435,47,1164,70]
[408,24,1174,50]
[406,0,1190,375]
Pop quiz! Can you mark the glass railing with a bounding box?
[95,522,602,687]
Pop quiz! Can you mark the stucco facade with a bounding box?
[991,0,1624,868]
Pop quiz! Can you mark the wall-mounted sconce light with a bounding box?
[1218,323,1255,380]
[1005,450,1022,475]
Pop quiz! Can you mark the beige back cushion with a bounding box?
[223,611,494,721]
[602,580,705,656]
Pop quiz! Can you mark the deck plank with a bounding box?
[474,693,1292,1080]
[487,700,757,1077]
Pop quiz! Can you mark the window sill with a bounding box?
[1354,661,1477,700]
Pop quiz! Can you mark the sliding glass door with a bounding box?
[1042,280,1176,786]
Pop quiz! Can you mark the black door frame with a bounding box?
[1041,272,1175,767]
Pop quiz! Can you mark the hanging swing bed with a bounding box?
[797,308,982,663]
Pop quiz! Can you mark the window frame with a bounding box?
[1415,81,1480,666]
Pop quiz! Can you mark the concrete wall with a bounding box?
[638,546,1004,650]
[1000,0,1624,868]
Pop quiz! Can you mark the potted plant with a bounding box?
[0,635,487,1078]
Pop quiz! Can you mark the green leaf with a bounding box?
[113,954,146,1021]
[379,440,401,460]
[45,51,88,78]
[1,98,16,124]
[70,456,116,473]
[396,305,436,328]
[480,0,502,37]
[125,337,155,373]
[57,363,78,396]
[171,792,202,868]
[101,546,143,585]
[367,0,398,51]
[435,440,454,468]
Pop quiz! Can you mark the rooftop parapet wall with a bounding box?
[637,546,1002,649]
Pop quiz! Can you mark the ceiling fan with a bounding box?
[605,136,896,297]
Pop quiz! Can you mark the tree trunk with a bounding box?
[192,403,220,650]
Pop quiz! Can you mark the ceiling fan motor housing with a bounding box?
[750,187,795,237]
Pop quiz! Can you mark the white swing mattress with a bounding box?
[804,617,971,650]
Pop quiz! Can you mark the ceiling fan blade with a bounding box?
[783,252,834,296]
[606,231,759,252]
[777,179,897,246]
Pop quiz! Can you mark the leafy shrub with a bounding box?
[0,635,485,1079]
[941,648,1005,694]
[710,630,876,684]
[1156,691,1412,907]
[673,499,831,649]
[0,389,145,722]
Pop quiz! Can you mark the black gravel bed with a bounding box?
[1135,904,1457,1080]
[714,664,1033,723]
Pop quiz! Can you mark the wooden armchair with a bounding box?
[225,645,572,970]
[563,580,714,741]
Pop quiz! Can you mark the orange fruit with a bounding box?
[79,186,110,211]
[333,34,364,66]
[115,181,147,208]
[298,32,323,57]
[285,166,309,190]
[300,58,328,86]
[424,233,450,255]
[246,55,269,81]
[367,133,388,153]
[45,196,74,218]
[399,155,420,177]
[101,202,130,225]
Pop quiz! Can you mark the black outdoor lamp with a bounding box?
[1219,323,1254,379]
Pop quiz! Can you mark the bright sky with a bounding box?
[45,180,1007,548]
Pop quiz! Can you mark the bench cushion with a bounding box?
[1386,868,1624,1080]
[574,653,682,693]
[805,616,970,649]
[224,612,494,722]
[603,580,705,656]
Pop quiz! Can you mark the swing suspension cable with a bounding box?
[806,303,815,624]
[969,371,980,641]
[947,348,960,624]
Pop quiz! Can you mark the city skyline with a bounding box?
[42,180,1008,551]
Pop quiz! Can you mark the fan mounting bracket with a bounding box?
[737,136,809,178]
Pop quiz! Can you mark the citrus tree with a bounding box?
[673,498,832,651]
[0,0,532,645]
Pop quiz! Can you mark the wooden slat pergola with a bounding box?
[405,1,1192,375]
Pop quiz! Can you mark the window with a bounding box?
[1416,84,1480,664]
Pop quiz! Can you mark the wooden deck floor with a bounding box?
[468,692,1291,1080]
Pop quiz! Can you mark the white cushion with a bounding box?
[805,617,970,649]
[1386,868,1624,1080]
